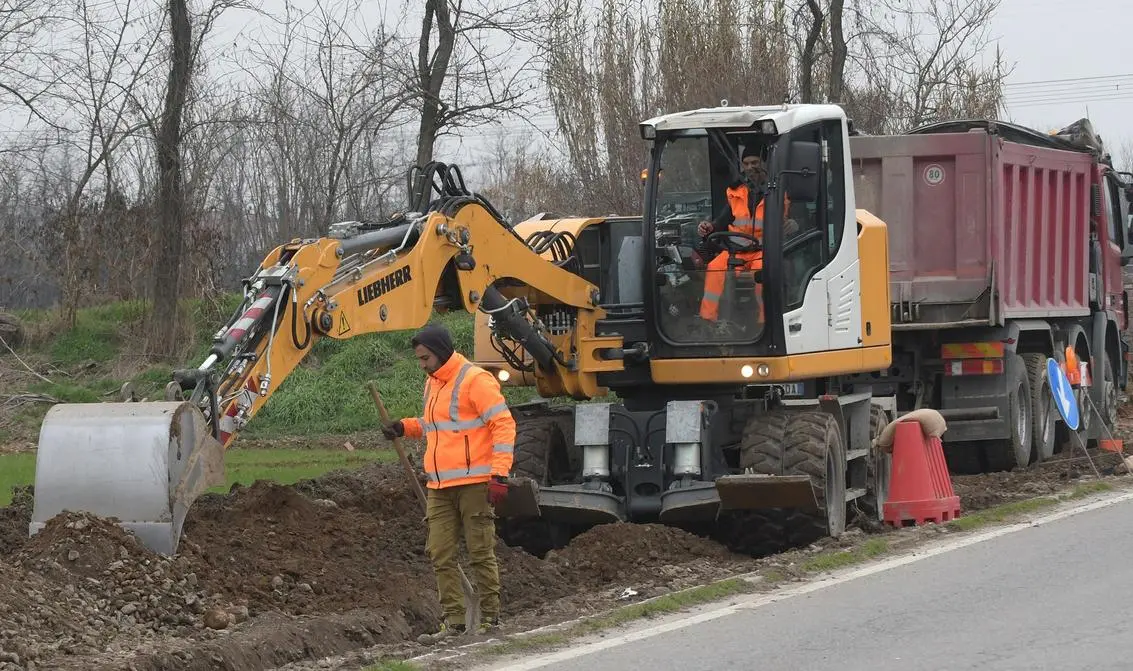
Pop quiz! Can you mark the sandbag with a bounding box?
[875,408,947,453]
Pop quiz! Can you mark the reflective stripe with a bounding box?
[703,290,721,302]
[422,417,488,434]
[493,442,514,454]
[426,464,492,483]
[449,363,473,421]
[479,401,508,422]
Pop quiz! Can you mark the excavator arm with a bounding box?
[29,162,624,555]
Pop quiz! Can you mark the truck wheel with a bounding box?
[495,415,573,557]
[732,409,847,555]
[1023,353,1056,462]
[855,404,891,525]
[1101,349,1118,433]
[984,354,1032,471]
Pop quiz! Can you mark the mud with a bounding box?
[1,436,1131,670]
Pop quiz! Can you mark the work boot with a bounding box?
[477,616,501,635]
[416,621,466,645]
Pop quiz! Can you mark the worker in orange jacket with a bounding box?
[381,323,516,639]
[697,147,796,322]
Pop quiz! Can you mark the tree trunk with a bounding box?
[149,0,192,357]
[799,0,824,103]
[827,0,846,103]
[414,0,455,169]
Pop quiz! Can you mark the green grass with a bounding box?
[364,662,421,671]
[0,448,395,505]
[800,537,890,574]
[946,497,1062,531]
[214,448,396,493]
[0,452,35,506]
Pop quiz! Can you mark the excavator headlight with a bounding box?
[757,363,771,377]
[640,123,656,140]
[497,369,510,382]
[740,364,754,378]
[759,120,777,134]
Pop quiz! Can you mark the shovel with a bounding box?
[366,381,481,631]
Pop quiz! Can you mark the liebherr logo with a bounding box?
[357,265,412,306]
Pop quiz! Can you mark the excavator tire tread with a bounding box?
[720,408,845,556]
[496,413,573,557]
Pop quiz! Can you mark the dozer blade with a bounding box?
[715,474,819,512]
[493,477,540,518]
[29,401,225,556]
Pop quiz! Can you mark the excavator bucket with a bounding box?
[29,401,225,556]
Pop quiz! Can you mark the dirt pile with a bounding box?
[176,465,572,629]
[547,523,744,586]
[0,485,30,557]
[0,511,241,668]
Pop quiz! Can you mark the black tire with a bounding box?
[1023,353,1056,463]
[495,414,574,557]
[984,354,1032,471]
[855,404,891,527]
[1101,348,1118,434]
[725,409,847,556]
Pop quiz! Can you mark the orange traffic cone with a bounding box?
[883,419,962,527]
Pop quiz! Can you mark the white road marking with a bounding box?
[480,488,1133,671]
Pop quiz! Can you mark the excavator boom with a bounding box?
[30,162,623,555]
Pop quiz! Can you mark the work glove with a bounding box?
[380,420,404,440]
[487,475,509,506]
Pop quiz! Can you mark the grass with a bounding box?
[799,537,890,573]
[0,448,396,506]
[365,662,421,671]
[0,452,35,506]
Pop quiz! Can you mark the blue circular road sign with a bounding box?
[1047,357,1079,431]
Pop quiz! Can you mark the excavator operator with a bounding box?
[381,323,516,639]
[696,145,797,322]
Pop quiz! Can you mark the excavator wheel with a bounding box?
[495,413,575,557]
[717,408,847,556]
[29,401,225,556]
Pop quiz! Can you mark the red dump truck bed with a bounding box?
[849,126,1096,327]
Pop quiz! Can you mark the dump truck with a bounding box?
[31,102,899,558]
[831,118,1133,473]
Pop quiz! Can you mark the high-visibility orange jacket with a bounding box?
[402,352,516,489]
[722,183,791,242]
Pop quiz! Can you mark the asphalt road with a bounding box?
[491,495,1133,671]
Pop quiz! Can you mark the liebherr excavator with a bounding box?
[30,102,896,557]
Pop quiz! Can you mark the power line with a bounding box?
[1004,73,1133,89]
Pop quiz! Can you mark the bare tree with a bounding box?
[409,0,547,168]
[846,0,1009,132]
[147,0,192,356]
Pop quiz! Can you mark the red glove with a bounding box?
[487,476,508,506]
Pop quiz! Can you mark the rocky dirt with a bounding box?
[1,426,1131,670]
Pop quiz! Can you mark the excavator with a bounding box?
[29,102,896,557]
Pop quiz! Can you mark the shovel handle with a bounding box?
[366,381,428,511]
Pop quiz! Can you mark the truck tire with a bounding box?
[1101,349,1118,434]
[983,354,1032,471]
[856,403,891,526]
[1023,353,1056,462]
[731,409,847,555]
[495,415,574,557]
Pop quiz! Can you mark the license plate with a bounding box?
[780,383,804,397]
